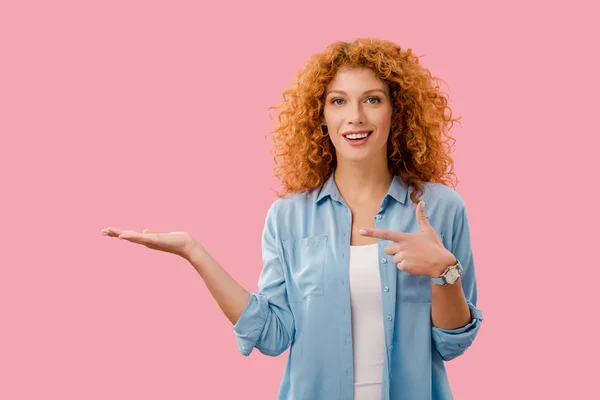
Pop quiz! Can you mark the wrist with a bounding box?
[185,243,209,266]
[430,251,457,278]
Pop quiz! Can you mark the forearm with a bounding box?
[431,280,472,330]
[186,244,251,326]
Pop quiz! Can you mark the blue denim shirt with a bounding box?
[233,173,483,400]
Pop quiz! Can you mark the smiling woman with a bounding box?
[102,37,482,400]
[268,38,460,205]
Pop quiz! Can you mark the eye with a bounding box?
[330,97,381,105]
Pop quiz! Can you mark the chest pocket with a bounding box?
[399,273,431,303]
[282,235,328,303]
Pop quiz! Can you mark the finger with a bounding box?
[393,252,405,264]
[101,227,127,237]
[118,233,146,245]
[416,201,431,232]
[114,229,143,238]
[140,230,161,248]
[359,228,407,242]
[118,232,160,249]
[118,231,158,245]
[396,260,407,271]
[384,243,400,256]
[104,227,140,236]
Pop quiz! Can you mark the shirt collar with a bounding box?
[315,171,408,205]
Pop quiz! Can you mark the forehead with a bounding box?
[326,66,388,94]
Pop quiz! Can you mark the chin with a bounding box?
[337,151,373,164]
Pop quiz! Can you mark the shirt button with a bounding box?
[383,286,389,292]
[381,258,387,264]
[387,315,393,322]
[375,214,382,220]
[388,344,393,351]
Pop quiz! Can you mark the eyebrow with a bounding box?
[325,88,387,96]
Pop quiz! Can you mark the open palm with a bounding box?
[101,227,198,259]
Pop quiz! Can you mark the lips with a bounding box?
[344,131,373,140]
[342,130,372,137]
[343,131,373,146]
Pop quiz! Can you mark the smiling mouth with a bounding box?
[344,131,373,140]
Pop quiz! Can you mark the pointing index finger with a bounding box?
[358,228,407,242]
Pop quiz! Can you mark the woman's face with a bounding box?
[322,66,393,165]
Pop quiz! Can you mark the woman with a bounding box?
[102,38,483,400]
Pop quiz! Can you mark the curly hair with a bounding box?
[267,37,460,204]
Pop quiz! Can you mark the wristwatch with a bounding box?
[431,260,463,286]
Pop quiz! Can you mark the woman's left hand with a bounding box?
[359,201,456,278]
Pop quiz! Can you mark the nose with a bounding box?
[348,103,365,125]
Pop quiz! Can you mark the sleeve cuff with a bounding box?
[431,304,483,360]
[232,294,268,356]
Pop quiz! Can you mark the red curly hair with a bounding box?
[267,38,460,204]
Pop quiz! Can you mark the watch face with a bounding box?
[446,268,460,284]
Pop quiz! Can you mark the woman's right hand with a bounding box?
[101,227,201,260]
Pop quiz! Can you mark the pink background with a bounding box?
[1,0,598,398]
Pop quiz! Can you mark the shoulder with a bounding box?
[271,189,316,211]
[265,190,316,222]
[417,182,467,219]
[421,182,464,204]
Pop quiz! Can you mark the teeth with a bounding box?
[346,132,370,139]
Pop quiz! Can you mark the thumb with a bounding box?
[416,201,430,232]
[142,229,157,234]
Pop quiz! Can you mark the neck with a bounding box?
[333,155,393,206]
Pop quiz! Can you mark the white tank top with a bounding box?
[349,243,385,399]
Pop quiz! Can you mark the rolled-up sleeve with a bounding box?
[432,203,483,361]
[232,201,295,357]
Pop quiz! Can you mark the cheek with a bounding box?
[324,115,341,129]
[367,110,391,133]
[323,116,342,139]
[328,133,338,147]
[376,113,392,130]
[327,132,342,150]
